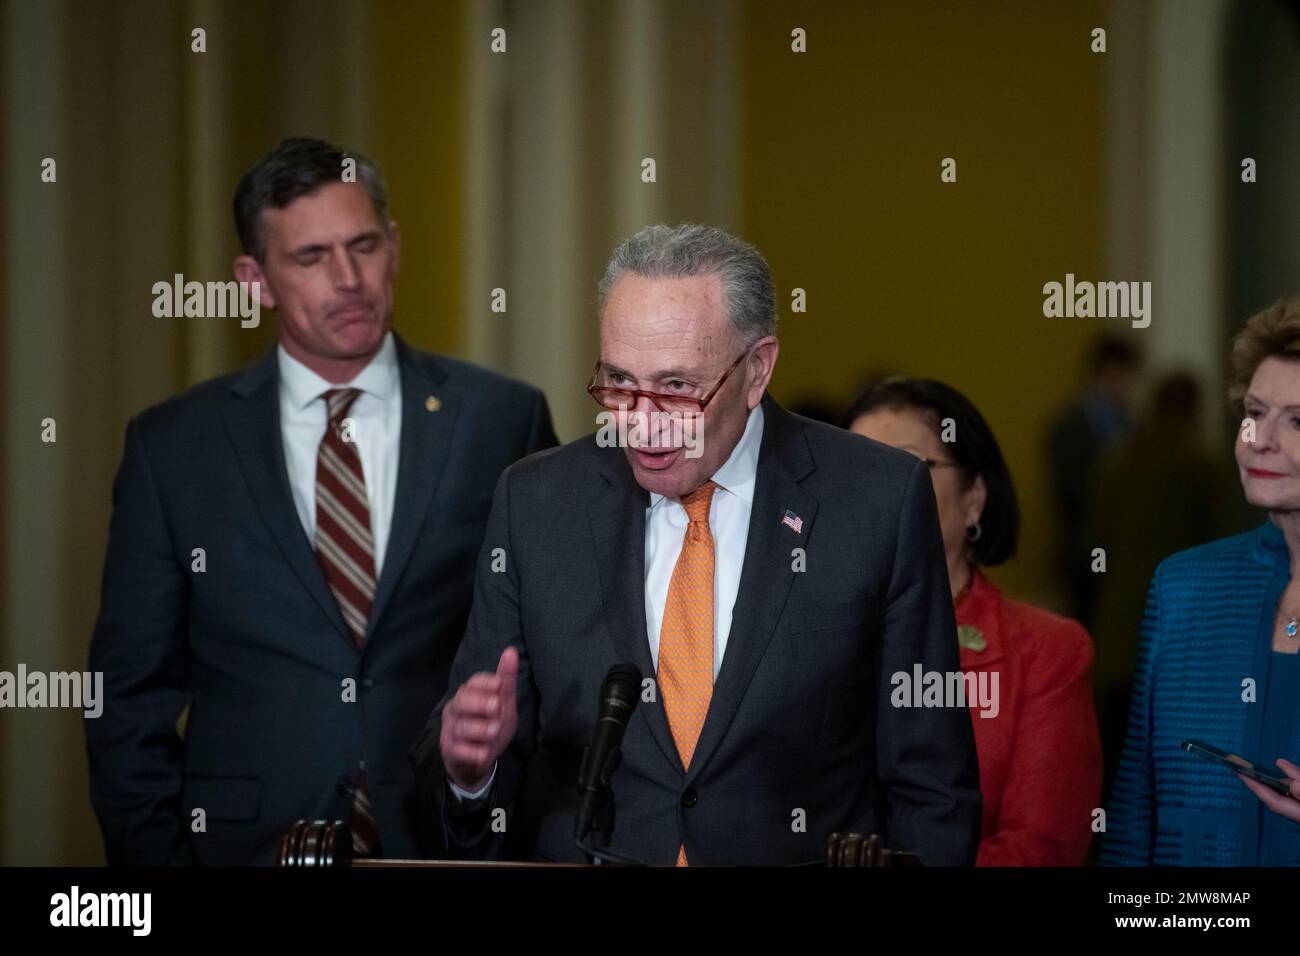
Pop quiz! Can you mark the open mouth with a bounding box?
[631,447,682,471]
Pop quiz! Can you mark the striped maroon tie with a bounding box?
[314,387,381,856]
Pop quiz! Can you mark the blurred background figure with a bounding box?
[849,377,1102,865]
[1044,335,1143,629]
[1088,369,1237,803]
[1103,295,1300,867]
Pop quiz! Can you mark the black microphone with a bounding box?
[574,662,642,852]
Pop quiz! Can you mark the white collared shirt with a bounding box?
[644,402,764,679]
[277,331,403,578]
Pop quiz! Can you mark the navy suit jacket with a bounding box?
[86,334,555,865]
[413,394,982,865]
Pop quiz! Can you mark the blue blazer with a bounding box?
[85,335,555,864]
[1102,521,1300,866]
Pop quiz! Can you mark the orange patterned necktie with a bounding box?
[657,480,718,866]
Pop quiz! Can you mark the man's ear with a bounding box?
[746,336,780,408]
[387,219,401,275]
[233,255,276,310]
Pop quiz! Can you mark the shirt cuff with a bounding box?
[448,763,496,802]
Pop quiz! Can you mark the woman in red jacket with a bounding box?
[849,377,1102,865]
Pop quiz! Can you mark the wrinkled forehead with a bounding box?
[599,272,735,374]
[1249,355,1300,401]
[857,406,945,456]
[263,181,385,250]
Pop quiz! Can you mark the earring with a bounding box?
[965,522,982,543]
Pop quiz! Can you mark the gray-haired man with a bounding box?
[413,224,980,865]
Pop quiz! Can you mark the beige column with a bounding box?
[1148,0,1232,400]
[1,0,68,864]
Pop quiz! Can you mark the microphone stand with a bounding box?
[574,743,644,866]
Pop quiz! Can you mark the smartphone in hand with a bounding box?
[1181,739,1295,797]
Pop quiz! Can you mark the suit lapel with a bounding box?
[686,395,819,782]
[587,446,685,774]
[366,336,460,642]
[221,351,350,644]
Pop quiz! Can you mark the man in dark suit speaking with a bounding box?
[414,224,980,865]
[85,138,555,865]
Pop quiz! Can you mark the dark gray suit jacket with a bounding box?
[86,334,555,865]
[412,394,981,865]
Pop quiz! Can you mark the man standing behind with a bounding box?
[86,138,555,864]
[415,224,980,865]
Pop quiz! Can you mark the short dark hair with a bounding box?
[844,377,1020,567]
[232,137,388,261]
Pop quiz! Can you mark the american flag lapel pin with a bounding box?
[781,509,803,534]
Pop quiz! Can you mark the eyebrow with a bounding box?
[288,230,383,257]
[601,361,704,382]
[1244,395,1300,411]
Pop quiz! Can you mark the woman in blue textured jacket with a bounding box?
[1103,295,1300,866]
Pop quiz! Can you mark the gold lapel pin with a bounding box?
[425,395,442,412]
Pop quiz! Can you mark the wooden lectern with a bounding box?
[276,820,921,867]
[823,831,922,867]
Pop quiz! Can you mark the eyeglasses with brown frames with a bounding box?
[587,347,754,414]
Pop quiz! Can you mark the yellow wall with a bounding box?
[373,0,466,357]
[741,0,1106,601]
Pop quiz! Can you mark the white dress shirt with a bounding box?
[644,401,763,678]
[277,331,402,578]
[450,402,765,803]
